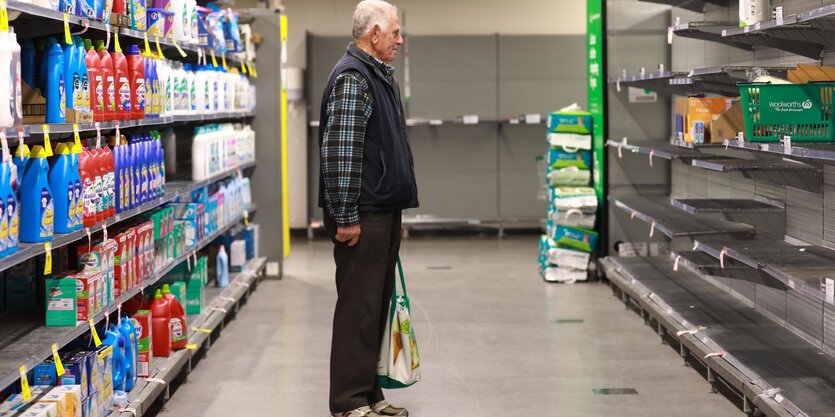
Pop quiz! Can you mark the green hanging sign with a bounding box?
[587,0,605,202]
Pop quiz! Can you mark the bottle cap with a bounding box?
[29,145,46,158]
[154,289,163,299]
[14,144,29,158]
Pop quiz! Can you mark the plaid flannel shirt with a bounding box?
[321,46,396,226]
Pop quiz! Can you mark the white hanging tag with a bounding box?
[782,135,792,155]
[649,150,654,167]
[102,224,107,242]
[115,121,120,142]
[85,227,91,252]
[616,77,621,93]
[16,127,23,148]
[667,26,674,45]
[649,221,656,238]
[0,131,9,162]
[673,255,681,272]
[220,296,236,303]
[235,280,251,288]
[693,241,699,251]
[117,303,122,324]
[211,307,228,314]
[94,123,101,148]
[144,378,166,385]
[720,247,727,269]
[187,255,192,271]
[630,211,637,220]
[105,24,111,49]
[704,351,726,359]
[737,131,744,143]
[675,329,698,336]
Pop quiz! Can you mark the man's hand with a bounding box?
[336,224,362,247]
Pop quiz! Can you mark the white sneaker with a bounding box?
[332,406,382,417]
[372,401,409,417]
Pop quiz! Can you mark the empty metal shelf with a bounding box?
[638,0,728,13]
[674,21,756,51]
[610,195,755,238]
[721,14,825,59]
[671,199,784,214]
[601,256,835,417]
[606,139,709,160]
[724,139,835,162]
[693,158,822,193]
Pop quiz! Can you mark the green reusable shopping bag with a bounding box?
[376,258,421,388]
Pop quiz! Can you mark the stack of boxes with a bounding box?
[540,110,600,283]
[166,256,207,315]
[675,97,742,144]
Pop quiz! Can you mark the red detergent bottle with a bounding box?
[84,40,103,122]
[161,284,187,350]
[126,46,144,120]
[95,40,114,121]
[110,45,130,120]
[77,148,97,227]
[149,288,171,357]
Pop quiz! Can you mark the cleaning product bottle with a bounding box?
[0,30,14,128]
[48,143,75,234]
[110,44,129,120]
[130,0,147,32]
[0,159,8,255]
[20,145,53,243]
[10,31,22,126]
[84,40,103,121]
[95,40,114,121]
[79,0,96,19]
[78,147,97,227]
[126,45,144,120]
[44,42,65,123]
[133,136,142,205]
[109,137,123,213]
[59,0,74,16]
[73,36,89,113]
[101,326,126,392]
[92,147,105,222]
[216,244,228,288]
[161,284,187,350]
[61,37,79,114]
[140,133,149,203]
[149,289,171,357]
[102,145,115,217]
[118,316,137,391]
[21,38,35,90]
[69,142,82,229]
[1,154,18,256]
[12,144,28,193]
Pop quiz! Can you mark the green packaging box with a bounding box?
[45,275,78,326]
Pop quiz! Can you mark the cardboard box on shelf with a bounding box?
[788,63,835,83]
[131,310,153,377]
[46,274,78,326]
[675,97,736,143]
[709,100,744,143]
[22,83,92,124]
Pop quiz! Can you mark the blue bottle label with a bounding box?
[81,0,95,18]
[74,180,82,226]
[66,181,75,229]
[59,74,66,118]
[0,197,8,252]
[73,73,82,110]
[82,73,90,112]
[40,188,54,238]
[7,195,18,246]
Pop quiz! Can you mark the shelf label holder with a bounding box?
[19,365,31,401]
[52,344,66,377]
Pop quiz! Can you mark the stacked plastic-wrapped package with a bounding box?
[539,108,599,283]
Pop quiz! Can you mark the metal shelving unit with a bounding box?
[610,195,756,238]
[638,0,728,13]
[724,139,835,162]
[692,158,822,193]
[671,198,784,214]
[607,66,792,96]
[606,138,714,160]
[674,21,755,50]
[600,256,835,417]
[0,203,257,393]
[112,257,267,417]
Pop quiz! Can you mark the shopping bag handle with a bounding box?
[396,257,407,296]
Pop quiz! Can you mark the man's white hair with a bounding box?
[352,0,397,40]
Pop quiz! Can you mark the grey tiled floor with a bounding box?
[160,237,740,416]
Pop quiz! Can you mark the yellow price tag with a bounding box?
[155,37,164,59]
[143,32,151,57]
[240,61,247,74]
[113,31,121,53]
[210,49,218,68]
[252,64,257,78]
[0,0,9,33]
[44,242,52,275]
[42,124,53,157]
[19,366,31,401]
[185,344,197,350]
[73,124,81,148]
[52,344,66,377]
[63,13,72,45]
[88,318,102,347]
[191,326,211,334]
[243,211,249,226]
[221,53,228,70]
[173,40,186,57]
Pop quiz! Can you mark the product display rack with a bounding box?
[605,138,710,160]
[6,0,250,66]
[638,0,728,13]
[610,195,755,238]
[112,257,267,417]
[608,66,794,96]
[0,202,257,394]
[673,21,755,50]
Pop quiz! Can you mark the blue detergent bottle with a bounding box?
[61,37,78,113]
[69,142,83,230]
[118,317,137,391]
[133,136,142,205]
[74,36,90,113]
[0,156,19,256]
[48,143,75,234]
[21,38,35,89]
[157,135,165,196]
[45,42,65,123]
[12,144,28,193]
[140,133,150,203]
[109,137,122,213]
[20,145,54,243]
[102,326,126,392]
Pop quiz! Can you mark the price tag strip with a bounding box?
[191,326,211,334]
[673,255,681,272]
[52,343,66,376]
[704,351,726,359]
[144,377,166,385]
[89,318,102,347]
[19,365,31,401]
[44,242,52,275]
[211,306,228,314]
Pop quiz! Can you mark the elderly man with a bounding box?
[318,1,418,416]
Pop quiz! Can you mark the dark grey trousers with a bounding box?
[324,210,402,413]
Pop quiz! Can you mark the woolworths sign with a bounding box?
[768,99,814,113]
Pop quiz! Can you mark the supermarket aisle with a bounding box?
[160,237,738,417]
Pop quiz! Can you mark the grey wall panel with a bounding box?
[757,285,788,325]
[706,171,732,199]
[788,290,824,344]
[408,36,497,81]
[499,81,586,116]
[498,125,549,219]
[730,176,757,200]
[409,80,497,119]
[498,35,586,80]
[787,187,824,245]
[731,279,757,305]
[824,302,835,352]
[408,125,498,218]
[823,164,835,245]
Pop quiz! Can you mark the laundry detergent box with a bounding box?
[19,402,58,417]
[95,346,113,394]
[33,362,57,386]
[74,271,102,321]
[131,310,152,377]
[49,386,82,417]
[61,355,88,396]
[553,225,599,253]
[547,110,593,134]
[113,231,136,298]
[45,274,78,326]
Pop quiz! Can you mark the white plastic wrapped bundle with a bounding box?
[548,248,591,270]
[543,266,588,284]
